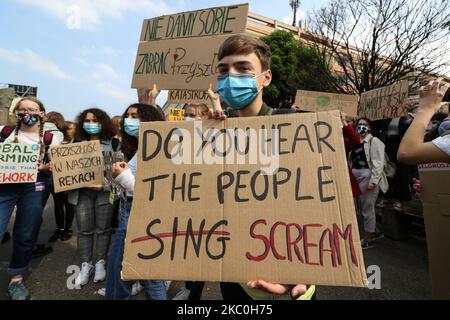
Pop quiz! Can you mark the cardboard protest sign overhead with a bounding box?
[50,141,104,193]
[167,89,210,104]
[122,111,368,288]
[132,34,235,90]
[131,4,249,90]
[418,162,450,299]
[294,90,359,116]
[169,108,185,121]
[0,143,40,184]
[358,80,409,120]
[140,4,249,42]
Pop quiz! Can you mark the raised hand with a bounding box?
[207,83,226,120]
[112,162,129,179]
[340,112,348,127]
[149,84,161,105]
[419,78,450,114]
[246,280,307,299]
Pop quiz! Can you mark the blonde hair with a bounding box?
[186,103,210,118]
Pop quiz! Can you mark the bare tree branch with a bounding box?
[307,0,450,95]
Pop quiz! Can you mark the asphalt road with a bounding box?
[0,199,431,300]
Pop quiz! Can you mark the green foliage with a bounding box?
[261,30,337,109]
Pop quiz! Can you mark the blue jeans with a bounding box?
[105,198,167,300]
[0,177,45,276]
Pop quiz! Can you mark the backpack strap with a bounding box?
[42,131,54,164]
[43,131,54,146]
[0,126,15,143]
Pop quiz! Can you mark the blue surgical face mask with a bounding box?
[216,72,265,110]
[124,118,140,137]
[83,123,102,136]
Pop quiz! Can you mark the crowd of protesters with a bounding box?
[1,35,449,301]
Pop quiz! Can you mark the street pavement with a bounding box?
[0,199,431,300]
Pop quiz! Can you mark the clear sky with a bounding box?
[0,0,328,121]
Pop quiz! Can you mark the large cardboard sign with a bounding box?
[0,143,40,184]
[140,4,249,42]
[358,81,409,120]
[418,162,450,299]
[132,34,233,90]
[131,4,249,90]
[50,141,104,193]
[122,111,368,288]
[167,89,210,104]
[294,90,359,116]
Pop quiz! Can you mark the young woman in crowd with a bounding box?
[63,121,76,143]
[47,120,78,242]
[109,115,123,231]
[69,108,117,287]
[341,113,362,199]
[0,97,60,300]
[40,112,67,243]
[350,117,388,249]
[184,103,210,120]
[105,103,167,300]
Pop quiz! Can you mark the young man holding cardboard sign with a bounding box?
[123,33,367,298]
[209,34,313,300]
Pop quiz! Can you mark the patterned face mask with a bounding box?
[17,112,41,127]
[357,125,370,136]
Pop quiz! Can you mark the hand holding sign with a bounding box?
[247,280,307,298]
[112,162,129,179]
[149,84,160,106]
[207,83,226,120]
[86,184,103,191]
[38,161,50,172]
[340,112,348,128]
[413,178,422,197]
[419,78,450,114]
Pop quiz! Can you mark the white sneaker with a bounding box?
[75,262,94,287]
[94,260,106,283]
[97,283,141,296]
[172,287,190,300]
[132,282,143,296]
[97,288,106,296]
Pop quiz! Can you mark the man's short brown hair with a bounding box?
[218,34,272,71]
